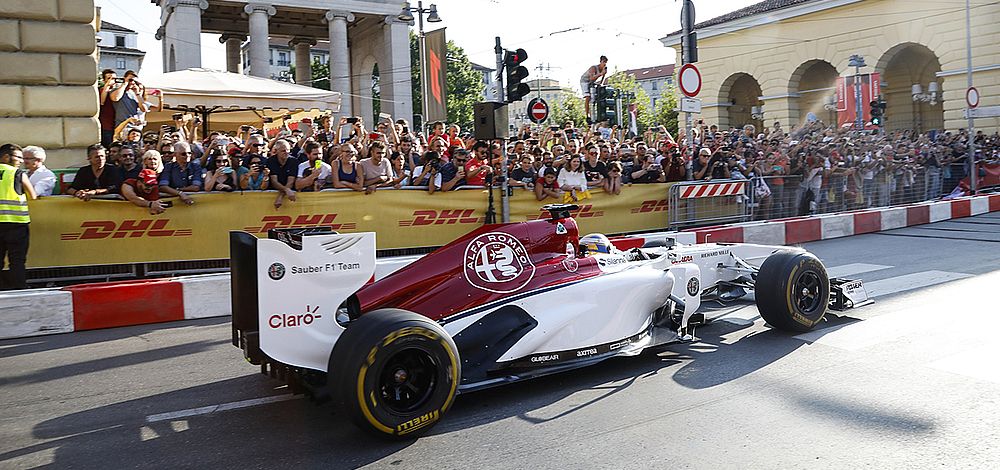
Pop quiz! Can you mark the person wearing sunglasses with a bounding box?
[156,141,199,204]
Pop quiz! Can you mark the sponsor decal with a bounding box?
[268,305,322,329]
[535,204,604,219]
[576,348,598,358]
[596,254,630,272]
[288,262,362,275]
[686,277,700,297]
[463,232,536,293]
[699,249,731,259]
[671,255,694,264]
[60,219,192,240]
[267,262,286,280]
[243,214,356,234]
[555,222,567,235]
[630,199,669,214]
[529,354,561,363]
[565,242,576,257]
[399,209,484,227]
[562,257,579,273]
[506,330,649,369]
[397,410,439,435]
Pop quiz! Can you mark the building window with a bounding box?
[665,77,672,86]
[115,57,126,70]
[115,35,125,47]
[652,98,658,108]
[651,80,658,91]
[277,51,289,67]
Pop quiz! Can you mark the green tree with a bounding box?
[652,85,680,137]
[550,92,587,129]
[410,32,483,129]
[605,71,654,133]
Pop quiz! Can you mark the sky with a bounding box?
[95,0,761,92]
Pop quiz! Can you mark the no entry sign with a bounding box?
[527,98,549,123]
[679,63,702,98]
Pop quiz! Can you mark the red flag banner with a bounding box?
[424,28,448,123]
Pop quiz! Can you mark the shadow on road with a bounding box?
[6,312,934,468]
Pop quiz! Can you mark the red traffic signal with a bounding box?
[504,48,529,103]
[504,48,528,67]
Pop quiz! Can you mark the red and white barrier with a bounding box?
[679,181,746,199]
[2,194,998,340]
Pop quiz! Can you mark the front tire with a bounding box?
[328,309,460,439]
[755,251,830,332]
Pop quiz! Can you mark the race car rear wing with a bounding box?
[230,228,376,373]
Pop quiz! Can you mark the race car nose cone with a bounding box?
[393,368,409,383]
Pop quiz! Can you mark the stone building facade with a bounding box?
[0,0,99,169]
[97,21,145,75]
[661,0,1000,133]
[155,0,413,126]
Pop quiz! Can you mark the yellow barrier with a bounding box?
[26,183,674,268]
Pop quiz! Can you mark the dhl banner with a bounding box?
[26,184,675,268]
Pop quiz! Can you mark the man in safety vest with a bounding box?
[0,144,37,290]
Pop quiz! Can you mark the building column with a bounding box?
[158,0,208,72]
[325,10,355,116]
[381,15,414,127]
[243,3,276,78]
[289,37,316,86]
[219,33,246,74]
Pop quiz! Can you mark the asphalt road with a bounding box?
[2,213,1000,469]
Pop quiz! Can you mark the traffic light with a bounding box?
[503,48,529,103]
[596,86,618,125]
[870,96,886,127]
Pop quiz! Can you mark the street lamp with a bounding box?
[848,54,866,131]
[398,1,442,134]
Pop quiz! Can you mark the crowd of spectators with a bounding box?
[13,83,1000,219]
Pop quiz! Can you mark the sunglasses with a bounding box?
[249,143,263,147]
[455,159,467,163]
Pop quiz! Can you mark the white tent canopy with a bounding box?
[141,68,342,132]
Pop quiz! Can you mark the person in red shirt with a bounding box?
[98,69,118,148]
[464,142,493,186]
[121,168,166,214]
[535,167,562,201]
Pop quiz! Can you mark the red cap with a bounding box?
[139,169,158,185]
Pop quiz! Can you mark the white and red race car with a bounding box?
[229,204,870,439]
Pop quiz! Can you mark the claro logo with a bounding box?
[630,199,668,214]
[269,305,322,329]
[60,219,192,240]
[399,209,484,227]
[243,214,357,233]
[535,204,603,220]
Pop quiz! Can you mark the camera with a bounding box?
[172,113,183,121]
[161,200,174,208]
[262,117,274,124]
[346,117,360,124]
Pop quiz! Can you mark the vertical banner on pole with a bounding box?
[424,28,449,123]
[835,73,880,129]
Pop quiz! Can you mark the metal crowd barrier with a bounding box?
[747,165,956,220]
[668,179,750,229]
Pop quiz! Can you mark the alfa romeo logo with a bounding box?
[463,232,536,293]
[686,277,700,296]
[268,262,286,281]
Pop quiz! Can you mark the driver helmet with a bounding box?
[580,233,614,255]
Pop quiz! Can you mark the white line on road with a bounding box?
[862,270,972,297]
[146,394,301,423]
[825,263,893,278]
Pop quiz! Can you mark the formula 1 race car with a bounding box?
[229,204,871,439]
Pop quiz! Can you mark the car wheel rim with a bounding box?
[377,347,439,414]
[794,271,823,313]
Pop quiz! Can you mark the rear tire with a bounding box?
[328,309,460,439]
[755,251,829,332]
